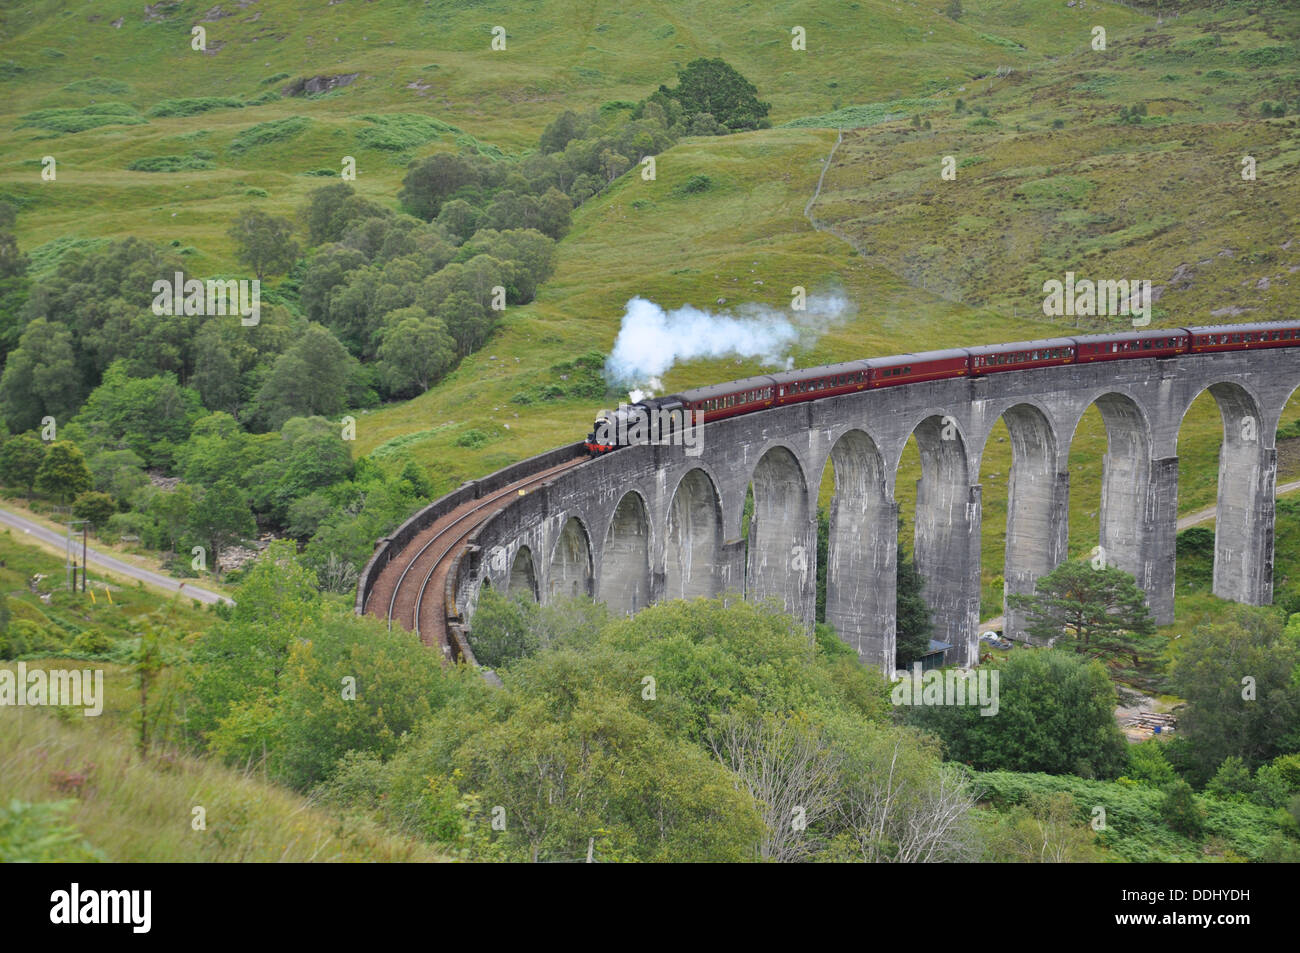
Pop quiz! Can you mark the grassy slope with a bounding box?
[0,0,1296,623]
[0,704,447,861]
[0,526,440,861]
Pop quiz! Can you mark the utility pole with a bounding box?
[66,520,89,593]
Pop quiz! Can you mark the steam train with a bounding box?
[585,321,1300,453]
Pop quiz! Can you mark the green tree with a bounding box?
[188,541,323,738]
[1171,607,1300,781]
[1007,559,1157,667]
[299,182,389,246]
[186,480,255,579]
[1206,756,1254,802]
[71,362,204,469]
[896,539,933,667]
[435,199,481,242]
[0,433,46,496]
[538,109,591,154]
[376,308,457,396]
[655,58,770,132]
[34,441,92,503]
[945,0,964,20]
[0,318,83,432]
[1160,779,1205,838]
[906,649,1128,778]
[229,208,298,281]
[268,614,463,789]
[252,324,356,430]
[71,491,116,529]
[467,587,543,669]
[399,152,482,221]
[146,484,194,553]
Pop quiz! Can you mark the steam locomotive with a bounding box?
[585,321,1300,454]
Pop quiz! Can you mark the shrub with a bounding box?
[1161,780,1205,838]
[675,174,713,195]
[69,630,113,657]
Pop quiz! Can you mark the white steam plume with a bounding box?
[604,293,855,396]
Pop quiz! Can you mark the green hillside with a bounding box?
[0,0,1297,617]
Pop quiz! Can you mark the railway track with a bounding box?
[364,457,586,655]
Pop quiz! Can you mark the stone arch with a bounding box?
[822,429,896,669]
[906,414,979,667]
[989,403,1067,640]
[548,516,594,600]
[1072,392,1151,586]
[665,468,722,600]
[508,546,538,602]
[1178,381,1274,606]
[600,491,651,614]
[747,444,814,621]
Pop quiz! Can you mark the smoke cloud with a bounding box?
[604,292,855,397]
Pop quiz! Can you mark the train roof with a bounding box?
[965,337,1075,356]
[868,348,970,368]
[678,373,778,402]
[1184,321,1300,335]
[769,359,873,384]
[1071,328,1189,345]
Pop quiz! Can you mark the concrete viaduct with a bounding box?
[431,349,1297,673]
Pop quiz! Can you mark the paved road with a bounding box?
[1176,479,1300,530]
[0,507,232,605]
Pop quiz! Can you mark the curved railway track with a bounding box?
[365,457,586,654]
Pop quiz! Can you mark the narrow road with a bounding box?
[0,507,232,605]
[1176,479,1300,530]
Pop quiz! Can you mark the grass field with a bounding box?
[0,0,1297,624]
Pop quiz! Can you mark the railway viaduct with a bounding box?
[362,348,1299,673]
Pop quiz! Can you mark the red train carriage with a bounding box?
[772,360,872,407]
[967,338,1075,375]
[1073,329,1189,362]
[679,374,777,423]
[1186,322,1300,353]
[589,321,1300,452]
[868,349,970,387]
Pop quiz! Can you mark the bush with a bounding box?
[466,587,542,668]
[69,630,113,657]
[126,154,215,173]
[1161,780,1205,838]
[1126,739,1177,786]
[0,620,63,659]
[675,174,713,195]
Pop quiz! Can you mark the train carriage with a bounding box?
[1186,321,1300,353]
[679,374,777,423]
[1073,329,1189,362]
[868,349,970,387]
[967,338,1075,375]
[772,360,872,406]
